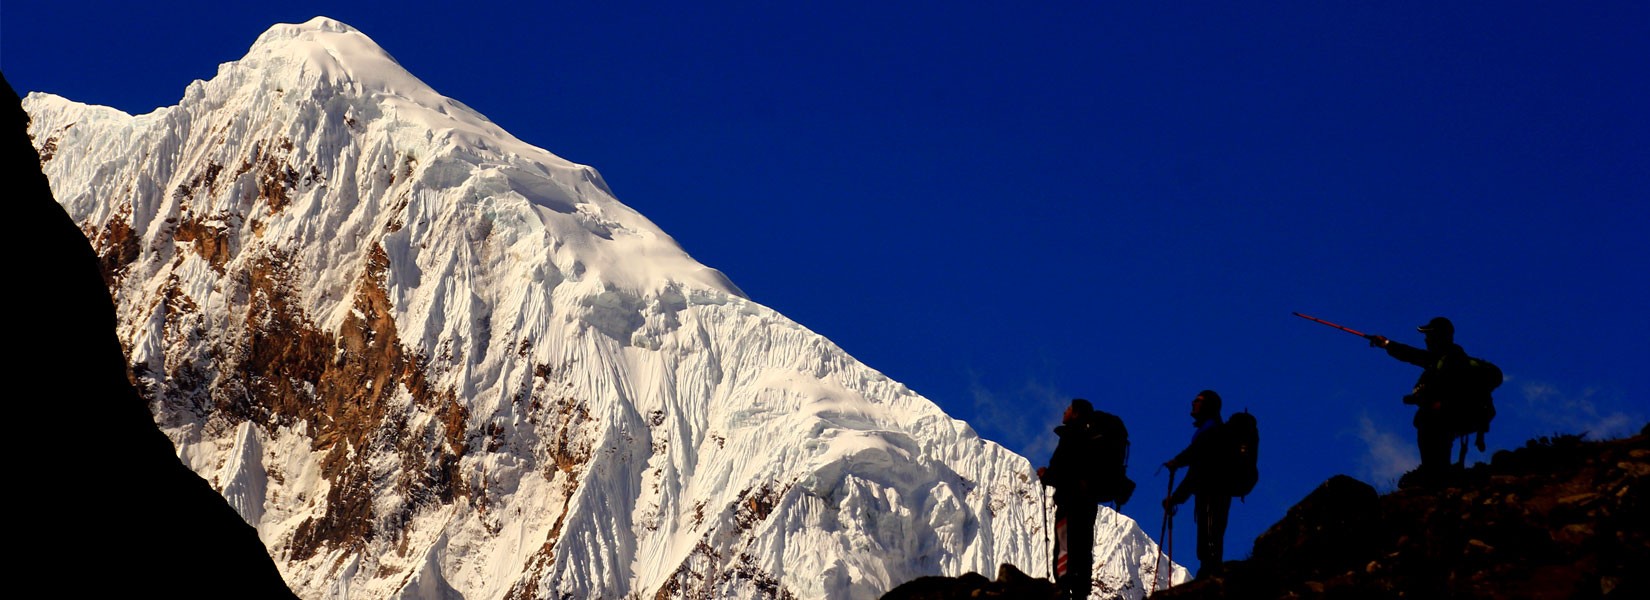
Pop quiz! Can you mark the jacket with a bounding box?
[1384,340,1473,431]
[1168,415,1225,504]
[1041,411,1129,505]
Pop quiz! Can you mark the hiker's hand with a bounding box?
[1162,460,1177,471]
[1366,334,1389,348]
[1037,467,1047,479]
[1162,499,1177,515]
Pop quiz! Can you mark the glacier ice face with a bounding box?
[26,16,1185,599]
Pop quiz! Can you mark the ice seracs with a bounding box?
[26,16,1185,599]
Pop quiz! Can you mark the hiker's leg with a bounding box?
[1066,502,1097,598]
[1206,494,1230,576]
[1418,426,1452,475]
[1052,502,1077,598]
[1193,494,1214,578]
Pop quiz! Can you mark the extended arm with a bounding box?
[1367,335,1431,368]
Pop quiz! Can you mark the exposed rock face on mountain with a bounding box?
[1152,426,1649,599]
[23,18,1176,599]
[7,72,297,598]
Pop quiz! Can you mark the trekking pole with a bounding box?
[1150,467,1177,596]
[1041,481,1053,582]
[1165,500,1175,590]
[1291,312,1368,338]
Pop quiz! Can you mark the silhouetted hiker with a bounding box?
[1162,390,1232,579]
[1038,398,1133,600]
[1366,316,1499,485]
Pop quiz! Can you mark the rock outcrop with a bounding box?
[880,564,1059,600]
[1153,426,1649,599]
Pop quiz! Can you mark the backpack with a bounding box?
[1216,411,1260,499]
[1440,355,1502,435]
[1080,411,1135,507]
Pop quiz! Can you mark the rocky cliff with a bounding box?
[1153,426,1648,599]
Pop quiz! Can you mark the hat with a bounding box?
[1417,317,1454,336]
[1070,398,1095,415]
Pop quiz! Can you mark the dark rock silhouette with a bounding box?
[881,564,1059,600]
[1153,425,1648,599]
[1248,474,1381,582]
[6,71,297,598]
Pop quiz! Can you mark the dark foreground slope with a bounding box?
[6,72,297,598]
[1155,426,1648,599]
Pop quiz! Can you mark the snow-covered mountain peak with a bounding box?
[242,17,739,302]
[244,16,404,91]
[264,15,361,37]
[217,17,516,157]
[26,17,1182,599]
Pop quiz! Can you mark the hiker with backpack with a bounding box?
[1038,398,1134,600]
[1365,316,1500,485]
[1161,390,1256,580]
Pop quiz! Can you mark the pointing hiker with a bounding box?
[1161,390,1232,580]
[1038,398,1134,600]
[1365,316,1497,484]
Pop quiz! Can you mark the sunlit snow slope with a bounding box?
[26,17,1184,600]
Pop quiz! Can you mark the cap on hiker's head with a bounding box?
[1070,398,1094,415]
[1418,317,1454,336]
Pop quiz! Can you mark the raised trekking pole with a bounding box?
[1150,467,1177,596]
[1292,312,1368,338]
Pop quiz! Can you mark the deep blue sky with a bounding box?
[8,1,1647,579]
